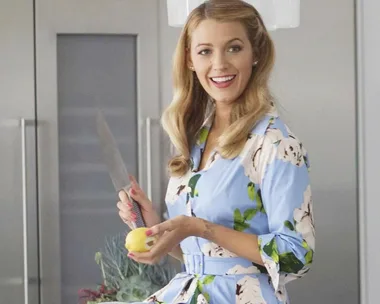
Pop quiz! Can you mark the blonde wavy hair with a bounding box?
[161,0,276,177]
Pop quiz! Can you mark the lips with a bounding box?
[210,75,236,88]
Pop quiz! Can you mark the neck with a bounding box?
[213,102,232,132]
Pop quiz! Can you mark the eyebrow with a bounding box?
[195,38,244,49]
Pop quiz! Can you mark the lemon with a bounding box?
[125,227,157,252]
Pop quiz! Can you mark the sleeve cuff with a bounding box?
[258,234,280,291]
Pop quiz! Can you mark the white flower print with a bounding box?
[241,128,282,184]
[172,277,198,304]
[236,276,267,304]
[145,273,189,302]
[165,171,192,205]
[225,264,261,275]
[281,267,310,285]
[276,135,305,166]
[201,242,237,258]
[294,185,315,251]
[186,200,192,217]
[241,123,309,185]
[275,285,288,303]
[262,256,279,291]
[197,294,209,304]
[145,284,170,303]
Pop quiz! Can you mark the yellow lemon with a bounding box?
[125,227,157,252]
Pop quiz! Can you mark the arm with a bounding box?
[194,219,264,265]
[195,127,315,290]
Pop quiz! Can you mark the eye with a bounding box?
[198,49,211,55]
[228,45,242,53]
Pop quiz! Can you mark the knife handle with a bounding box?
[124,188,146,228]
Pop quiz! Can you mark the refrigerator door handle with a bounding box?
[20,118,33,304]
[1,118,35,304]
[146,117,152,201]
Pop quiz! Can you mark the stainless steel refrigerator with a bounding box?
[0,1,162,303]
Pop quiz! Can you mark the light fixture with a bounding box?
[167,0,300,31]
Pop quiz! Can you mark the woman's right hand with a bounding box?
[117,175,161,229]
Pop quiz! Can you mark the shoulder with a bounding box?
[240,113,310,184]
[248,113,308,157]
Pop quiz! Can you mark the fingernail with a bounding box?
[145,230,152,236]
[128,253,134,257]
[131,189,136,195]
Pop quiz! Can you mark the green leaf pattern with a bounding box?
[284,220,295,231]
[247,182,256,200]
[279,252,304,273]
[193,275,215,304]
[304,250,313,265]
[263,238,279,264]
[188,174,201,198]
[198,127,209,145]
[233,208,255,231]
[233,183,266,232]
[244,208,257,221]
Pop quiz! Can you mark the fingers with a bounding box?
[119,188,142,209]
[127,251,158,265]
[128,186,152,210]
[128,230,182,265]
[128,185,146,201]
[118,190,129,203]
[117,200,137,223]
[146,218,177,237]
[127,233,173,265]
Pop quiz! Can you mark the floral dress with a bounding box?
[132,107,315,304]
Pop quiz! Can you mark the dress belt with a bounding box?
[182,253,267,276]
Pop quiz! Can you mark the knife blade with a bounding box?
[96,109,145,229]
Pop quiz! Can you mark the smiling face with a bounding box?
[188,19,255,105]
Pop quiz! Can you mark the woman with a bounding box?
[117,1,315,303]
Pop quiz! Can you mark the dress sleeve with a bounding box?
[256,127,315,291]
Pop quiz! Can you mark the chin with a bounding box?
[212,94,240,105]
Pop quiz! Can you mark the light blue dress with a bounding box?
[133,108,315,304]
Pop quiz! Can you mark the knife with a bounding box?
[96,109,145,229]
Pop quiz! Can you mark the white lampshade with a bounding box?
[167,0,300,31]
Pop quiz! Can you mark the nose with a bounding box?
[212,51,228,71]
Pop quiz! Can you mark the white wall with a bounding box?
[269,1,358,303]
[357,0,380,303]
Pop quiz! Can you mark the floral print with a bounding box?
[129,109,314,304]
[293,185,315,251]
[201,242,238,258]
[236,276,267,304]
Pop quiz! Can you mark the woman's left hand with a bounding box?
[127,215,199,264]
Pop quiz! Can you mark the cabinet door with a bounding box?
[0,1,39,304]
[35,1,161,303]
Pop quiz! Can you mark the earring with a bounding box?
[253,61,258,66]
[189,66,194,71]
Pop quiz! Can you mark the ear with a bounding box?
[186,48,194,70]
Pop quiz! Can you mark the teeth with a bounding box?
[211,75,235,83]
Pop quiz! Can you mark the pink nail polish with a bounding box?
[128,253,134,257]
[131,189,136,195]
[146,230,152,236]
